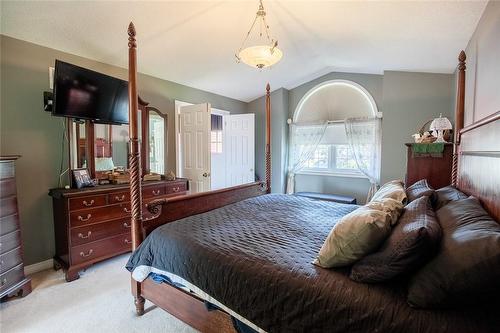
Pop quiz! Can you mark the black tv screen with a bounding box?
[52,60,129,124]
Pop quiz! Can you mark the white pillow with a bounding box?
[314,198,403,268]
[370,180,407,204]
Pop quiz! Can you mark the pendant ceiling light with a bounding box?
[236,0,283,69]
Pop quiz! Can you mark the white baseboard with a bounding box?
[24,259,53,276]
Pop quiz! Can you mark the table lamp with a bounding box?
[430,114,452,143]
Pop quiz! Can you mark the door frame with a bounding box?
[174,100,229,176]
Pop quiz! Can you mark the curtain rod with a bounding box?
[286,119,345,125]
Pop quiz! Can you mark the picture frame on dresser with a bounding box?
[0,155,32,300]
[71,168,94,189]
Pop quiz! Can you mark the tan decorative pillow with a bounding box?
[370,180,407,204]
[314,198,404,268]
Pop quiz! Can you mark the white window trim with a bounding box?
[297,169,368,179]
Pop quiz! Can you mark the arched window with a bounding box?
[294,80,378,122]
[287,80,381,195]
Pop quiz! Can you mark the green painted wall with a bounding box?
[380,71,455,183]
[247,88,289,193]
[0,35,247,265]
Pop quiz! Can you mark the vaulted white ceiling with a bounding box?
[1,1,486,102]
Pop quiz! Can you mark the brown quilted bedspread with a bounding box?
[126,194,499,333]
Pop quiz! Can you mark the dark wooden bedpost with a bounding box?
[452,50,466,186]
[265,83,271,193]
[127,21,145,316]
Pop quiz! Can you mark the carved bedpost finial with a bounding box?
[128,22,137,48]
[266,83,271,94]
[458,50,466,71]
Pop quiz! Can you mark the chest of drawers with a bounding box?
[0,156,32,300]
[49,178,188,281]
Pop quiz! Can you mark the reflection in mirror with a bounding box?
[76,122,87,168]
[149,111,165,174]
[112,124,129,169]
[93,124,114,178]
[93,123,129,178]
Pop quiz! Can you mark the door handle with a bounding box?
[203,172,208,178]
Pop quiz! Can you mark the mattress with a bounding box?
[126,194,499,333]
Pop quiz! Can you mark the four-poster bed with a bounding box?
[125,23,499,333]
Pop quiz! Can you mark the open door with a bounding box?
[226,113,255,187]
[179,103,211,193]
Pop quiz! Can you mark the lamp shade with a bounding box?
[238,45,283,69]
[429,115,452,131]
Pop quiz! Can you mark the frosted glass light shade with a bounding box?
[430,115,452,143]
[238,45,283,69]
[429,116,452,131]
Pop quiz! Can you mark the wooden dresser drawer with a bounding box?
[0,214,19,236]
[108,191,130,204]
[143,185,165,199]
[0,178,17,198]
[0,230,20,254]
[70,219,132,246]
[69,203,130,227]
[0,264,24,293]
[0,197,17,218]
[69,194,107,211]
[0,247,22,274]
[166,182,187,195]
[70,233,131,265]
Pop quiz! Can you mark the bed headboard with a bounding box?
[452,51,500,222]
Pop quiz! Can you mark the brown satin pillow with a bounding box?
[407,197,500,308]
[433,186,467,210]
[350,196,441,283]
[406,179,435,203]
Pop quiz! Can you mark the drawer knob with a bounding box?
[152,189,161,196]
[77,214,92,222]
[172,186,180,192]
[123,222,131,228]
[123,207,131,213]
[79,249,94,258]
[82,199,94,207]
[77,231,92,239]
[124,239,132,244]
[115,195,125,202]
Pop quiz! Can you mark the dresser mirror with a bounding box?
[68,97,167,184]
[145,107,166,175]
[73,122,87,168]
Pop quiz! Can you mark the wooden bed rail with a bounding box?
[144,181,266,235]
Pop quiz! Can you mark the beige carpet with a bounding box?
[0,254,198,333]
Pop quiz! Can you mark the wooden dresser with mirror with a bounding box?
[49,98,188,281]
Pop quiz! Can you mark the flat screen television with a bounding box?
[52,60,129,124]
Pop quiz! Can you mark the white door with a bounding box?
[179,103,211,193]
[226,114,255,187]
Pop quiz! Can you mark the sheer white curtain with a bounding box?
[345,117,382,201]
[286,122,328,194]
